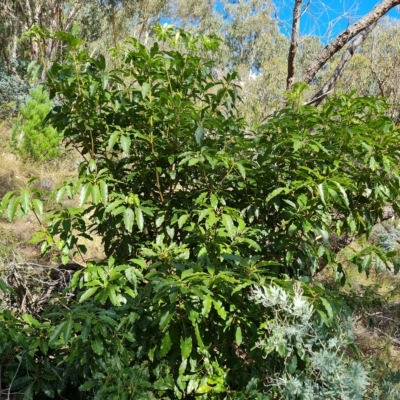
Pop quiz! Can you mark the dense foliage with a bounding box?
[1,27,400,398]
[0,60,30,118]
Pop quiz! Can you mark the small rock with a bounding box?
[36,178,55,191]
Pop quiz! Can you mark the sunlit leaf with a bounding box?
[221,214,235,237]
[135,207,144,231]
[141,82,150,98]
[124,207,135,232]
[180,335,192,359]
[318,181,329,206]
[160,331,172,357]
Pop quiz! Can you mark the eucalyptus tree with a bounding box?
[0,0,86,71]
[339,18,400,122]
[284,0,400,104]
[0,0,169,76]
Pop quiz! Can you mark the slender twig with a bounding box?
[308,22,377,106]
[373,326,400,346]
[7,352,23,399]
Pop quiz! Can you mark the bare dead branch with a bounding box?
[369,34,390,98]
[63,2,84,31]
[308,22,377,106]
[303,89,333,106]
[302,0,400,84]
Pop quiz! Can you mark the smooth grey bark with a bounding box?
[286,0,303,90]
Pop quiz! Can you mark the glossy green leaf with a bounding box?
[99,180,108,204]
[235,325,243,346]
[194,323,205,350]
[90,184,100,204]
[212,300,227,319]
[293,139,302,151]
[91,337,104,355]
[101,72,108,89]
[333,181,350,208]
[63,318,74,343]
[266,187,290,202]
[135,206,144,231]
[32,199,43,216]
[156,214,165,228]
[49,321,66,343]
[160,331,172,357]
[111,205,126,216]
[20,189,30,214]
[79,381,97,391]
[196,385,213,394]
[108,131,120,151]
[79,287,99,303]
[210,194,218,209]
[0,190,15,213]
[221,214,235,237]
[22,314,40,327]
[159,305,174,330]
[318,181,329,206]
[142,82,150,98]
[79,183,92,206]
[178,214,188,228]
[394,257,400,275]
[320,297,334,321]
[124,207,135,232]
[195,126,205,146]
[201,294,212,317]
[120,135,131,153]
[187,378,199,394]
[180,335,192,360]
[7,197,20,221]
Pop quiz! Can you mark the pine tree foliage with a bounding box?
[11,85,61,161]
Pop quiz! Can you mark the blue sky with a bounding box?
[217,1,400,41]
[278,0,400,40]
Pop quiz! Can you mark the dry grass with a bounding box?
[0,122,105,266]
[316,237,400,379]
[356,321,400,378]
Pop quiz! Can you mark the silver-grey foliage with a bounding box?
[251,283,370,399]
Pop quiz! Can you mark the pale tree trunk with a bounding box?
[286,0,303,90]
[2,0,84,69]
[11,33,18,59]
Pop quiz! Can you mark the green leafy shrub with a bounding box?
[1,25,400,398]
[11,85,61,161]
[32,32,400,277]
